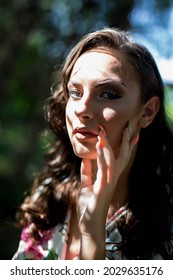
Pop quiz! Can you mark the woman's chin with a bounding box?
[73,147,97,160]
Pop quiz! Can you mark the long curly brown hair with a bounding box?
[17,28,173,258]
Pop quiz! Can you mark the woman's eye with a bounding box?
[101,89,121,100]
[68,90,82,99]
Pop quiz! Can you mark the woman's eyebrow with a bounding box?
[67,80,81,87]
[67,78,127,89]
[94,79,127,88]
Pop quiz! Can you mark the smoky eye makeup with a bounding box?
[100,89,122,100]
[68,88,82,99]
[96,79,126,95]
[97,82,125,100]
[66,78,126,100]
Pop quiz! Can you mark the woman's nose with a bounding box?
[74,95,95,120]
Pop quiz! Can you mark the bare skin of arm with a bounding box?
[77,125,137,259]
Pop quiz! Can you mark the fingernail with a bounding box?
[99,125,106,136]
[98,135,104,148]
[134,133,139,145]
[128,121,132,134]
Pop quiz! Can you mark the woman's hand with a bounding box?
[77,124,137,259]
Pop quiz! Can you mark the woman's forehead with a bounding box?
[69,49,139,89]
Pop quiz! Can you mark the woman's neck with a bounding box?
[108,173,130,216]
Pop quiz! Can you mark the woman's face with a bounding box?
[65,48,145,160]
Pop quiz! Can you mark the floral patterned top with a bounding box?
[13,206,173,260]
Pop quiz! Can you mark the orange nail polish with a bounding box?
[134,133,139,145]
[99,136,104,148]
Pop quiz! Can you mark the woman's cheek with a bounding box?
[103,108,118,142]
[102,108,117,122]
[102,108,124,157]
[65,103,73,138]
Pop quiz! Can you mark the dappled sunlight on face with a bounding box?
[65,49,144,159]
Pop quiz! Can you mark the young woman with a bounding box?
[13,27,173,260]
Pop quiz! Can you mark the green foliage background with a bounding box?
[0,0,172,259]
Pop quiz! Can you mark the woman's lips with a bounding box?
[73,128,98,140]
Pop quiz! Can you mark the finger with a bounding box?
[118,127,131,159]
[117,126,136,169]
[80,158,92,187]
[132,133,139,145]
[98,127,116,183]
[94,136,107,193]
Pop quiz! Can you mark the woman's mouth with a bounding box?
[73,127,98,140]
